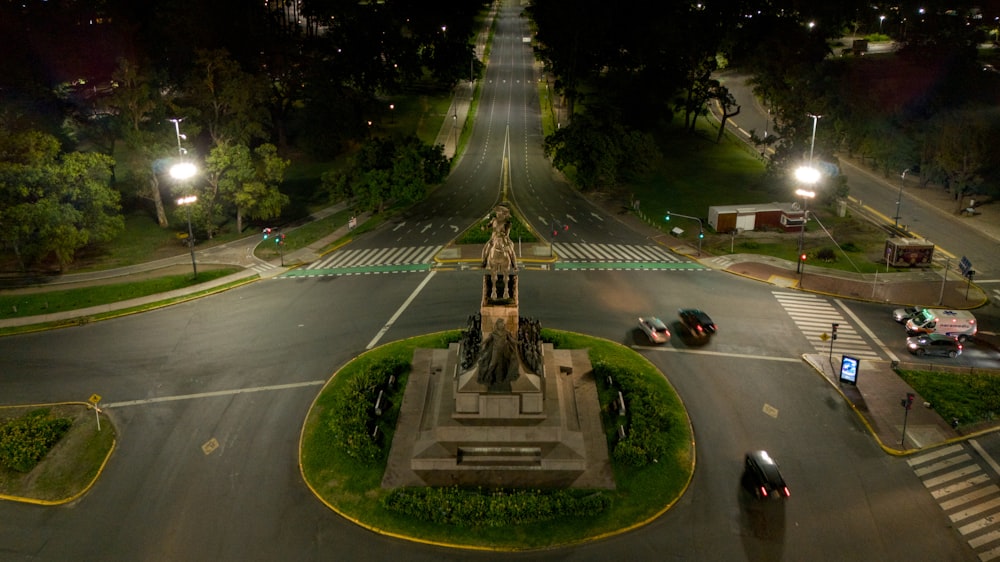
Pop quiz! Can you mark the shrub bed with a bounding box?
[381,486,611,527]
[326,356,410,464]
[0,409,73,473]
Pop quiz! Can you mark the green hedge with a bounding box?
[326,357,410,465]
[0,409,72,473]
[592,360,673,467]
[381,486,611,527]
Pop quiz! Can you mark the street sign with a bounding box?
[960,256,973,276]
[88,394,102,405]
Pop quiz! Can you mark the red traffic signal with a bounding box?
[263,227,272,240]
[799,253,807,261]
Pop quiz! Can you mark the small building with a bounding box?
[708,203,805,233]
[884,237,935,267]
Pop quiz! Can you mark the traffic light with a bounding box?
[263,227,271,240]
[799,253,807,262]
[275,233,286,245]
[698,230,704,239]
[563,224,569,231]
[831,323,839,340]
[902,393,914,410]
[664,212,671,221]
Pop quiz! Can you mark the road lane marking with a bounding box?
[835,300,900,362]
[366,270,437,350]
[972,439,1000,478]
[635,346,802,362]
[103,380,327,408]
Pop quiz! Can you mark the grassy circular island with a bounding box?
[299,329,694,550]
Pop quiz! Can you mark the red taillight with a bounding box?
[760,486,768,498]
[782,487,790,497]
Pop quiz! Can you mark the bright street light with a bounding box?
[794,167,821,185]
[169,162,197,180]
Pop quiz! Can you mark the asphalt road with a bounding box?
[716,70,1000,281]
[0,5,988,561]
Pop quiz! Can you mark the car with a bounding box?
[744,450,790,499]
[893,305,923,324]
[678,308,717,337]
[638,316,670,344]
[906,333,962,358]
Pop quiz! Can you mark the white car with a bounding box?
[638,316,671,344]
[892,306,922,323]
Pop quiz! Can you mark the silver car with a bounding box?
[638,316,671,344]
[906,334,962,358]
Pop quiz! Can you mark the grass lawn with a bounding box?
[897,369,1000,430]
[300,330,694,550]
[0,404,115,503]
[0,267,241,320]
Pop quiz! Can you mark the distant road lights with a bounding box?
[879,15,886,33]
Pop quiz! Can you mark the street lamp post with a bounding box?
[894,168,910,229]
[665,211,704,256]
[176,195,198,279]
[168,118,198,279]
[794,167,820,275]
[806,113,821,163]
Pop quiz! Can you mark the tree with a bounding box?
[186,49,270,147]
[0,131,123,272]
[925,108,994,212]
[321,136,448,213]
[228,144,290,233]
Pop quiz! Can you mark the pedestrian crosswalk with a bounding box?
[772,291,882,361]
[909,442,1000,560]
[554,242,685,263]
[306,245,443,271]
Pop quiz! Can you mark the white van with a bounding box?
[905,309,977,342]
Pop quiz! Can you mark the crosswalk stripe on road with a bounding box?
[553,242,684,263]
[772,291,882,360]
[908,442,1000,560]
[307,245,442,270]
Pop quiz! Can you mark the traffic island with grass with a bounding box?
[0,403,116,504]
[299,204,694,549]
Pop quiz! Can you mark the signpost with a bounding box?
[88,394,102,431]
[960,256,975,300]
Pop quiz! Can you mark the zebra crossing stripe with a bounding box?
[914,454,973,477]
[969,529,1000,549]
[932,474,992,499]
[310,245,442,269]
[940,484,1000,511]
[772,291,882,360]
[923,464,983,488]
[909,444,964,466]
[552,242,682,263]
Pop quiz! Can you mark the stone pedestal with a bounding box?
[381,343,614,490]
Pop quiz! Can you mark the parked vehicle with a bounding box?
[743,450,790,499]
[906,334,963,358]
[904,309,977,342]
[892,306,923,324]
[638,316,670,344]
[678,308,717,338]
